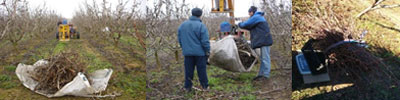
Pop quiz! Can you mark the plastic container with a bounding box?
[301,39,328,75]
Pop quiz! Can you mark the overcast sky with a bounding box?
[27,0,83,19]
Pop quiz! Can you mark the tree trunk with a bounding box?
[175,50,179,63]
[12,42,19,53]
[155,50,161,68]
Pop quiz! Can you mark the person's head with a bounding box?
[192,8,203,18]
[57,21,62,26]
[248,6,257,17]
[220,21,231,32]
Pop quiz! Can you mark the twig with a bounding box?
[252,88,284,94]
[356,0,400,18]
[371,4,400,10]
[147,84,165,97]
[77,93,122,98]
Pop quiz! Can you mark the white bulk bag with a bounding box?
[209,35,258,72]
[16,59,113,98]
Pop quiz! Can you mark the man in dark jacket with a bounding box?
[178,8,210,91]
[239,6,273,80]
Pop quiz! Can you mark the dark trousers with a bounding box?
[184,56,208,89]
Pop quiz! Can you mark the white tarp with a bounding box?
[16,59,113,98]
[209,35,258,72]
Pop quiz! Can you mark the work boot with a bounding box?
[202,86,209,92]
[252,76,268,81]
[252,76,263,81]
[184,87,192,93]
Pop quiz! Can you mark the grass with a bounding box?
[4,65,16,72]
[114,72,146,98]
[239,94,257,100]
[0,65,18,89]
[205,66,257,93]
[53,42,67,54]
[120,35,140,47]
[80,45,113,73]
[0,72,18,90]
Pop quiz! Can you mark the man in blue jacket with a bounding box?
[178,8,210,92]
[239,6,273,80]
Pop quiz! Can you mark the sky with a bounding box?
[27,0,82,19]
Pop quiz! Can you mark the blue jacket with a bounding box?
[178,16,210,56]
[239,11,273,49]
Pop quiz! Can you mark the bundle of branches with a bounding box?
[31,52,87,94]
[313,30,380,68]
[234,38,255,70]
[312,29,398,84]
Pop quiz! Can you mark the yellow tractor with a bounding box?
[211,0,235,24]
[57,24,70,41]
[56,20,80,41]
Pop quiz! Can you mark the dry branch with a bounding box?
[32,52,87,94]
[312,29,398,85]
[356,0,400,18]
[252,87,284,95]
[234,38,255,70]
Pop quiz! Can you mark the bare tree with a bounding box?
[0,0,60,51]
[30,4,61,39]
[260,0,292,69]
[1,0,33,51]
[146,0,192,67]
[73,0,143,47]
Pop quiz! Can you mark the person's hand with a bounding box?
[235,21,241,25]
[232,24,239,28]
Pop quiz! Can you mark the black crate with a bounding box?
[301,39,328,75]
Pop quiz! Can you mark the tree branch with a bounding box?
[356,0,400,18]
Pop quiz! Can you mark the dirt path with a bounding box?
[86,37,144,73]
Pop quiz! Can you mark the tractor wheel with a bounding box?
[56,32,59,39]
